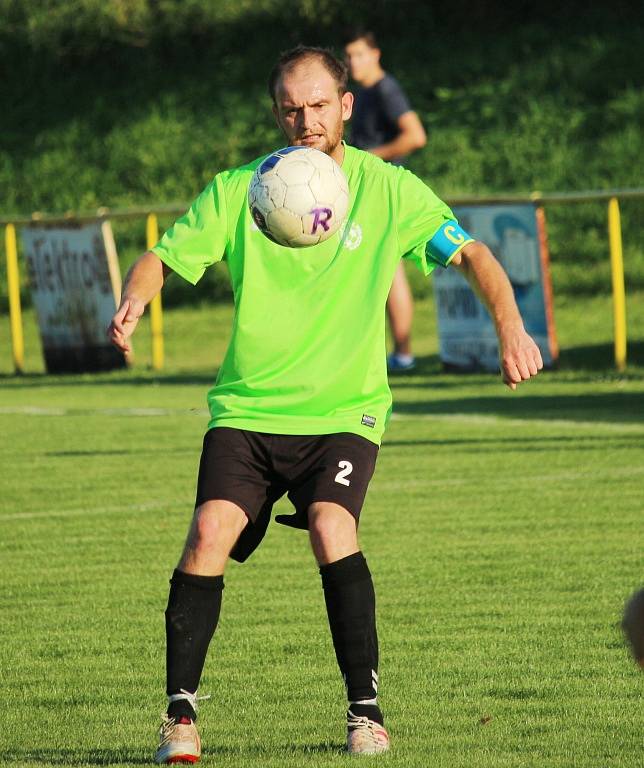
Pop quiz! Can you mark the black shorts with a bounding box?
[195,427,379,562]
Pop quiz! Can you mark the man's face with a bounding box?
[344,39,380,84]
[272,59,353,162]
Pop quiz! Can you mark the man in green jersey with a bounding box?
[108,46,542,763]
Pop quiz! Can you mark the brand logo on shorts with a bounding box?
[361,414,376,428]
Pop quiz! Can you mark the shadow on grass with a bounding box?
[45,449,196,457]
[383,434,644,450]
[389,342,644,385]
[2,749,150,766]
[4,741,345,764]
[0,370,219,388]
[1,343,643,394]
[558,340,644,370]
[392,390,644,425]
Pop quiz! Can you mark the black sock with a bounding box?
[165,569,224,721]
[320,552,379,703]
[348,701,384,726]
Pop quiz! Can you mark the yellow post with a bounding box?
[608,197,627,372]
[5,223,25,374]
[146,213,164,371]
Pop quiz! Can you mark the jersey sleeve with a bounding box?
[379,76,412,124]
[395,168,471,275]
[151,174,228,285]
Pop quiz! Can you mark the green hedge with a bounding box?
[1,1,643,310]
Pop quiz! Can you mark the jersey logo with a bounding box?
[361,414,376,428]
[340,220,363,250]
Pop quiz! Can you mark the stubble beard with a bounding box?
[289,120,344,157]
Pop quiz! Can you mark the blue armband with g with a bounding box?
[426,221,474,268]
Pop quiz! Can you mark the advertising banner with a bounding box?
[432,203,558,371]
[20,220,126,373]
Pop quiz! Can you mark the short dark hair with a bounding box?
[343,28,379,49]
[268,45,348,103]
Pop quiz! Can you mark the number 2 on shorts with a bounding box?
[335,460,353,486]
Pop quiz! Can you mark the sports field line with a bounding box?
[0,406,208,417]
[0,498,192,522]
[1,405,642,432]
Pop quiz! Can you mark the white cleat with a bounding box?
[346,710,390,754]
[154,714,201,764]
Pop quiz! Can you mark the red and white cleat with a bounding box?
[346,710,390,754]
[154,715,201,764]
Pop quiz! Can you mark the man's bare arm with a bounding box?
[107,251,172,353]
[370,111,427,161]
[451,241,543,389]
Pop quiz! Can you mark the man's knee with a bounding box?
[187,501,247,554]
[308,502,358,564]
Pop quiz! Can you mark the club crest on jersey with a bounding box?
[339,220,363,250]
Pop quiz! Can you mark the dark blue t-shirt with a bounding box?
[349,73,412,163]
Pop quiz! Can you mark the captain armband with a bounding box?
[425,220,475,268]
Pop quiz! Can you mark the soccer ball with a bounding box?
[248,146,350,247]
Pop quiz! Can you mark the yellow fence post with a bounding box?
[5,223,25,374]
[607,197,627,372]
[146,213,164,371]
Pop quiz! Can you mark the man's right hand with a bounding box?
[107,297,144,354]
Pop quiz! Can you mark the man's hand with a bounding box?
[107,297,144,354]
[498,323,543,390]
[105,251,168,354]
[453,242,544,390]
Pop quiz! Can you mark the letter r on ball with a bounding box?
[311,207,333,233]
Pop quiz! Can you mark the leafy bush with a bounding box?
[1,1,642,311]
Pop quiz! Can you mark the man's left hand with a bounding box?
[498,324,543,390]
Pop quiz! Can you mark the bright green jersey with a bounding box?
[152,144,466,445]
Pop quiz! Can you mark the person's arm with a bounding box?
[370,111,427,161]
[451,241,543,389]
[107,251,172,354]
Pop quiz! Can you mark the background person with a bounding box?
[108,45,542,765]
[344,29,427,372]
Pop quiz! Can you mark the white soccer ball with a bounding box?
[248,146,350,247]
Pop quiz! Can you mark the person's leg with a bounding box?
[157,428,278,764]
[165,500,248,722]
[386,261,415,369]
[308,502,389,753]
[156,500,248,765]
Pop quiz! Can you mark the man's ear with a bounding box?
[341,91,354,121]
[272,103,280,128]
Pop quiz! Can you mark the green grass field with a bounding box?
[1,294,643,767]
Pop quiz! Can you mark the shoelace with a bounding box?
[158,714,194,747]
[347,712,387,742]
[347,713,376,730]
[159,689,212,746]
[167,689,212,715]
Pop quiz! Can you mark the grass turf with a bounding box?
[0,295,642,767]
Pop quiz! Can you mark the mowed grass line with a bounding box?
[1,296,643,767]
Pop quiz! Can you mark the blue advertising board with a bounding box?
[432,203,558,371]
